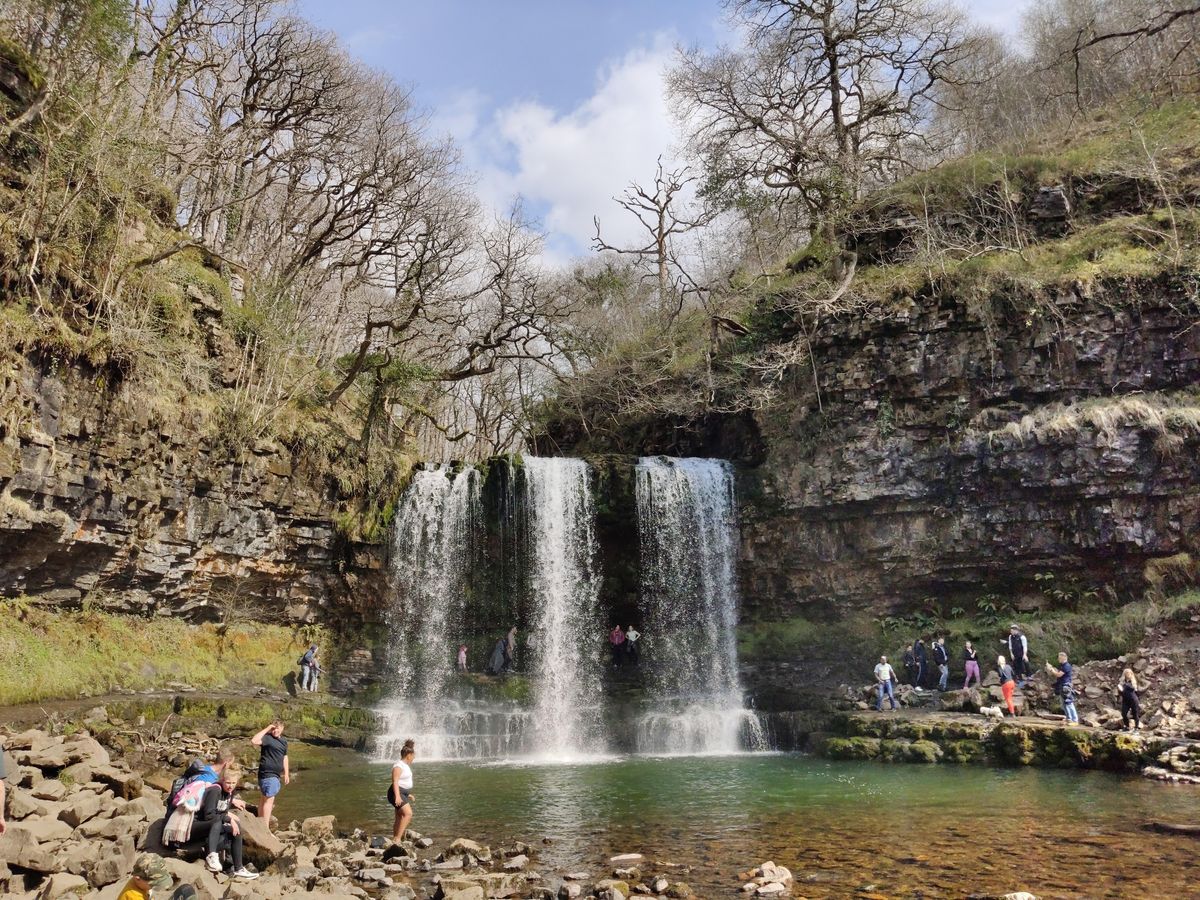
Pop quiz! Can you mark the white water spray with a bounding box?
[634,457,766,754]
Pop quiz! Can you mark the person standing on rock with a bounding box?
[609,625,626,669]
[933,637,950,691]
[913,638,928,689]
[1003,626,1031,687]
[1116,668,1141,731]
[457,644,468,673]
[0,737,6,836]
[625,625,641,665]
[1046,652,1078,723]
[388,738,416,844]
[299,644,320,692]
[197,767,260,880]
[962,641,981,689]
[997,655,1017,716]
[903,644,918,686]
[252,720,289,827]
[874,656,899,710]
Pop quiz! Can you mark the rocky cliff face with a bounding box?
[0,354,387,622]
[542,277,1200,617]
[736,276,1200,615]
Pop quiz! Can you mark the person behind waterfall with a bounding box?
[486,635,507,675]
[962,641,981,689]
[1116,668,1141,732]
[874,656,898,711]
[457,644,468,673]
[609,625,626,668]
[625,624,641,665]
[997,655,1017,716]
[388,739,416,844]
[504,626,518,672]
[1046,651,1078,723]
[913,638,928,689]
[933,636,949,691]
[252,720,289,827]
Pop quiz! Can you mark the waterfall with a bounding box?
[523,457,606,761]
[633,457,766,754]
[376,465,519,760]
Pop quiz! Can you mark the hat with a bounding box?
[133,853,172,890]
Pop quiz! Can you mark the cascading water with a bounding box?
[522,457,606,761]
[376,465,531,760]
[633,457,767,754]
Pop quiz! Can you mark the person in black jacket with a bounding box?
[913,638,929,689]
[902,644,918,686]
[933,637,950,691]
[196,768,259,880]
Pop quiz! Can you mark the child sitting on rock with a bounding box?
[195,767,259,880]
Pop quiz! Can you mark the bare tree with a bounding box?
[592,158,715,318]
[670,0,980,238]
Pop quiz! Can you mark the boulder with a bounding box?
[121,795,166,824]
[159,856,225,900]
[503,854,529,871]
[756,884,786,896]
[17,815,73,842]
[22,744,70,770]
[61,737,110,768]
[79,815,148,844]
[36,871,89,899]
[58,792,103,828]
[88,835,136,887]
[31,780,68,802]
[236,811,284,868]
[442,888,485,900]
[558,884,582,899]
[448,837,488,857]
[0,824,57,872]
[91,767,143,801]
[301,815,337,840]
[58,763,94,786]
[54,839,101,877]
[7,786,40,820]
[608,854,642,864]
[7,730,54,752]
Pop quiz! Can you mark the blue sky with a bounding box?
[297,0,1033,262]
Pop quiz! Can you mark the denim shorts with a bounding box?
[259,775,282,798]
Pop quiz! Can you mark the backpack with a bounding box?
[171,779,207,814]
[166,759,209,815]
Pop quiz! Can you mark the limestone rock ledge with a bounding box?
[0,355,386,622]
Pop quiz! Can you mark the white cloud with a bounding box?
[450,36,686,266]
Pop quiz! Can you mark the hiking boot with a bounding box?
[205,853,222,873]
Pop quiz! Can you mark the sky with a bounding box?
[297,0,1034,263]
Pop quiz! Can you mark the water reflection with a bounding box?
[279,751,1199,898]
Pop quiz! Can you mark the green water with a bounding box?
[274,749,1198,898]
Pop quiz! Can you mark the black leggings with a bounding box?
[1121,695,1141,728]
[191,817,244,869]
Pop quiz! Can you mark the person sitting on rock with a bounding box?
[962,641,981,689]
[997,655,1017,716]
[252,720,289,827]
[196,767,259,880]
[1046,651,1079,724]
[874,656,899,711]
[195,745,236,786]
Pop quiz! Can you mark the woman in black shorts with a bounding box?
[388,739,416,843]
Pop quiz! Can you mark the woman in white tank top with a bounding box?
[389,739,416,843]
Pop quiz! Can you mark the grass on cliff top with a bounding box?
[0,603,326,706]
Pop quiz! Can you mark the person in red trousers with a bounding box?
[997,655,1017,715]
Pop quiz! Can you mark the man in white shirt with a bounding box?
[874,656,898,711]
